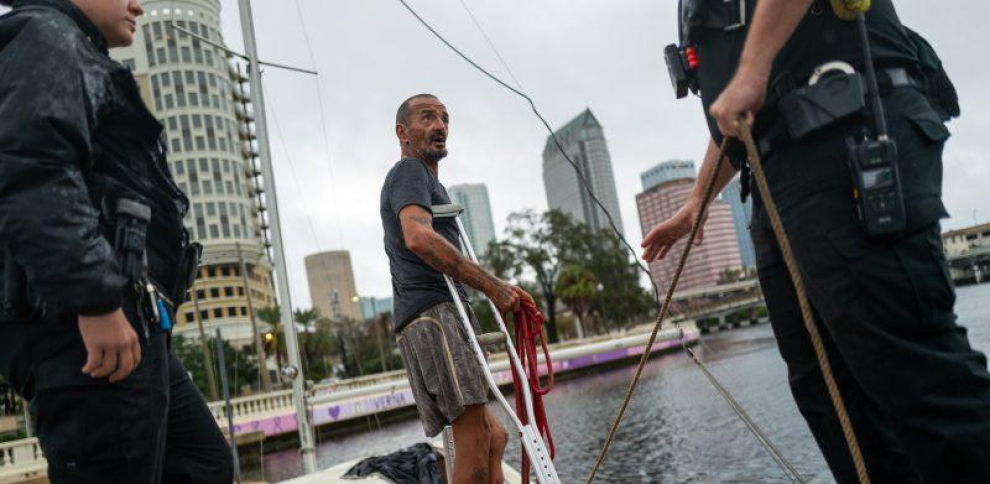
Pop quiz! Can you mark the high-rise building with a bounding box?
[305,251,362,322]
[636,178,742,292]
[359,297,394,322]
[448,183,497,256]
[721,178,756,269]
[542,109,624,235]
[641,159,696,190]
[111,0,276,345]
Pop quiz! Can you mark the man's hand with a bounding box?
[709,67,769,138]
[641,199,708,263]
[488,283,534,316]
[79,309,142,383]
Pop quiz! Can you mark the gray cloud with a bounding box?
[3,1,988,310]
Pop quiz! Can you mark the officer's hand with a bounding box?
[709,67,768,138]
[78,309,143,383]
[641,199,707,262]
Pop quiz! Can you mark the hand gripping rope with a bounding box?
[510,299,556,484]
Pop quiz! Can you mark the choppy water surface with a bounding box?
[249,283,990,483]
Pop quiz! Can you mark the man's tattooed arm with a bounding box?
[399,205,518,312]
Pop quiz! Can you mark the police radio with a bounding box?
[846,12,905,236]
[664,43,698,99]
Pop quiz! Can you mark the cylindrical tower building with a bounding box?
[111,0,276,346]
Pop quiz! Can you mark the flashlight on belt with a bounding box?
[664,44,699,99]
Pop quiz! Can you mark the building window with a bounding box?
[224,287,233,297]
[210,288,220,298]
[213,308,223,318]
[200,310,209,320]
[206,202,215,217]
[207,267,216,278]
[181,46,191,63]
[180,115,192,150]
[203,180,212,195]
[220,267,229,277]
[185,312,194,322]
[209,225,219,238]
[228,306,238,317]
[237,287,244,296]
[196,289,205,300]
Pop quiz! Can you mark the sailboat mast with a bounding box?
[236,0,318,474]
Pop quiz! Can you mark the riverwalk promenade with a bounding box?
[0,325,698,484]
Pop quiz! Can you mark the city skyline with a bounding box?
[5,1,983,303]
[542,109,625,236]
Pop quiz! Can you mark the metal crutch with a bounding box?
[432,204,561,484]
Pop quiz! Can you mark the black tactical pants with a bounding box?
[2,299,233,484]
[752,87,990,483]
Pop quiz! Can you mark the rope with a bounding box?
[739,122,871,484]
[589,123,871,483]
[685,346,804,483]
[510,299,556,484]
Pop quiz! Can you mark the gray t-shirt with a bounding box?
[380,157,469,333]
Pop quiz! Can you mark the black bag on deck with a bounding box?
[342,443,441,484]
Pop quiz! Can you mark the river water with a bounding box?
[251,283,990,483]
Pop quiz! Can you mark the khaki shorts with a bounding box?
[397,302,489,437]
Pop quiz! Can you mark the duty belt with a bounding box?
[758,67,920,157]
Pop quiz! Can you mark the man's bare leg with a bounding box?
[486,410,508,484]
[452,404,491,483]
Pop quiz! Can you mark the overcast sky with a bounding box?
[4,1,989,310]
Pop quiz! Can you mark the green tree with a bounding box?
[556,263,598,338]
[174,334,259,398]
[493,210,587,342]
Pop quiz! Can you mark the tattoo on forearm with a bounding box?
[412,232,504,296]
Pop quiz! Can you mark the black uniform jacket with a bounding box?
[0,0,189,318]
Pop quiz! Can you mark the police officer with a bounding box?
[643,0,990,482]
[0,0,232,482]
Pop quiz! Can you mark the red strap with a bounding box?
[508,299,555,484]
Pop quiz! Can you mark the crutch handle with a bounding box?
[431,204,464,219]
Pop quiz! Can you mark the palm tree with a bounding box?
[556,264,598,339]
[293,307,320,334]
[293,308,321,372]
